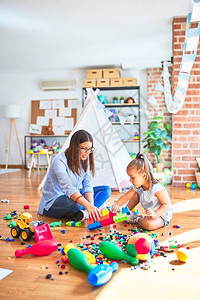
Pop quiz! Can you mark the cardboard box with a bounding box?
[110,78,123,87]
[103,68,120,79]
[123,78,137,86]
[96,79,110,87]
[86,69,103,79]
[83,79,96,88]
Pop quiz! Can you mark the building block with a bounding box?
[82,251,96,264]
[113,212,128,223]
[87,206,130,231]
[100,214,114,227]
[122,207,131,215]
[88,221,102,231]
[66,221,81,227]
[132,207,139,214]
[101,208,110,216]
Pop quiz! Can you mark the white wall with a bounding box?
[0,69,148,165]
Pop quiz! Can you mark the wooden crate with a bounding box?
[110,78,123,87]
[86,69,103,79]
[96,79,110,87]
[103,68,120,79]
[83,79,96,88]
[123,78,137,86]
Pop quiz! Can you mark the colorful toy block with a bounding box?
[87,207,131,230]
[122,207,131,215]
[82,251,96,264]
[66,221,82,227]
[132,207,139,214]
[113,212,128,223]
[101,208,110,216]
[88,221,102,231]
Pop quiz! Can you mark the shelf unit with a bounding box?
[24,135,68,168]
[82,86,140,153]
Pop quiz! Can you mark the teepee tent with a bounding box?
[38,88,132,192]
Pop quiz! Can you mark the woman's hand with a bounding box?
[145,208,157,218]
[111,203,120,213]
[86,203,102,221]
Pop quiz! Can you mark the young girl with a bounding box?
[111,153,172,230]
[38,130,111,221]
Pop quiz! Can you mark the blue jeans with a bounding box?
[43,185,111,218]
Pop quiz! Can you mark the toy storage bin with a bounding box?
[86,69,103,79]
[83,79,96,88]
[103,68,120,79]
[123,78,137,86]
[96,79,110,87]
[110,78,123,87]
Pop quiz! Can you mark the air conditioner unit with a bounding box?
[40,79,76,91]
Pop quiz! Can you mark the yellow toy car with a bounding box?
[10,212,45,241]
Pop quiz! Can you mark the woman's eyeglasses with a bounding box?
[80,147,95,154]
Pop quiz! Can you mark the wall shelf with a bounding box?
[82,85,141,153]
[111,122,139,125]
[104,103,139,107]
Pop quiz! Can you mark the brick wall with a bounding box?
[172,17,200,187]
[147,68,172,167]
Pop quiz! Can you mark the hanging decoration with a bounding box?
[163,6,200,114]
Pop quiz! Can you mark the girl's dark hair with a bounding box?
[127,152,159,189]
[65,130,95,176]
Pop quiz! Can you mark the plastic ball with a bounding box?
[185,183,191,188]
[176,248,189,262]
[191,183,197,190]
[126,233,155,261]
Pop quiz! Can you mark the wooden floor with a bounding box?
[0,170,200,300]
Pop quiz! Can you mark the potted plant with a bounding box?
[112,96,118,104]
[120,96,125,103]
[142,116,172,172]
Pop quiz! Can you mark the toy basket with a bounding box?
[195,172,200,188]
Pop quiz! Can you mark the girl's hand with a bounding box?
[145,208,157,218]
[86,203,101,221]
[111,203,120,213]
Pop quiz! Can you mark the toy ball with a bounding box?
[191,183,197,190]
[126,233,155,261]
[176,248,189,262]
[185,183,191,188]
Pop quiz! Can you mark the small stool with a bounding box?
[27,151,52,178]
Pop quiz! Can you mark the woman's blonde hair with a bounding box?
[127,152,159,189]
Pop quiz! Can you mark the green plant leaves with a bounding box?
[142,117,172,163]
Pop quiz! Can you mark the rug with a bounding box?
[0,169,21,175]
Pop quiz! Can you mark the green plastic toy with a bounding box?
[8,220,16,228]
[3,214,12,220]
[49,221,62,227]
[99,241,139,265]
[67,247,118,286]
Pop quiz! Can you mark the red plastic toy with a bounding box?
[34,223,53,242]
[15,239,58,257]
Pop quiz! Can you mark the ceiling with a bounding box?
[0,0,191,72]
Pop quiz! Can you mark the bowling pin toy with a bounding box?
[66,247,118,286]
[15,239,58,257]
[99,241,139,265]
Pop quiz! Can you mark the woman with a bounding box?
[38,130,111,221]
